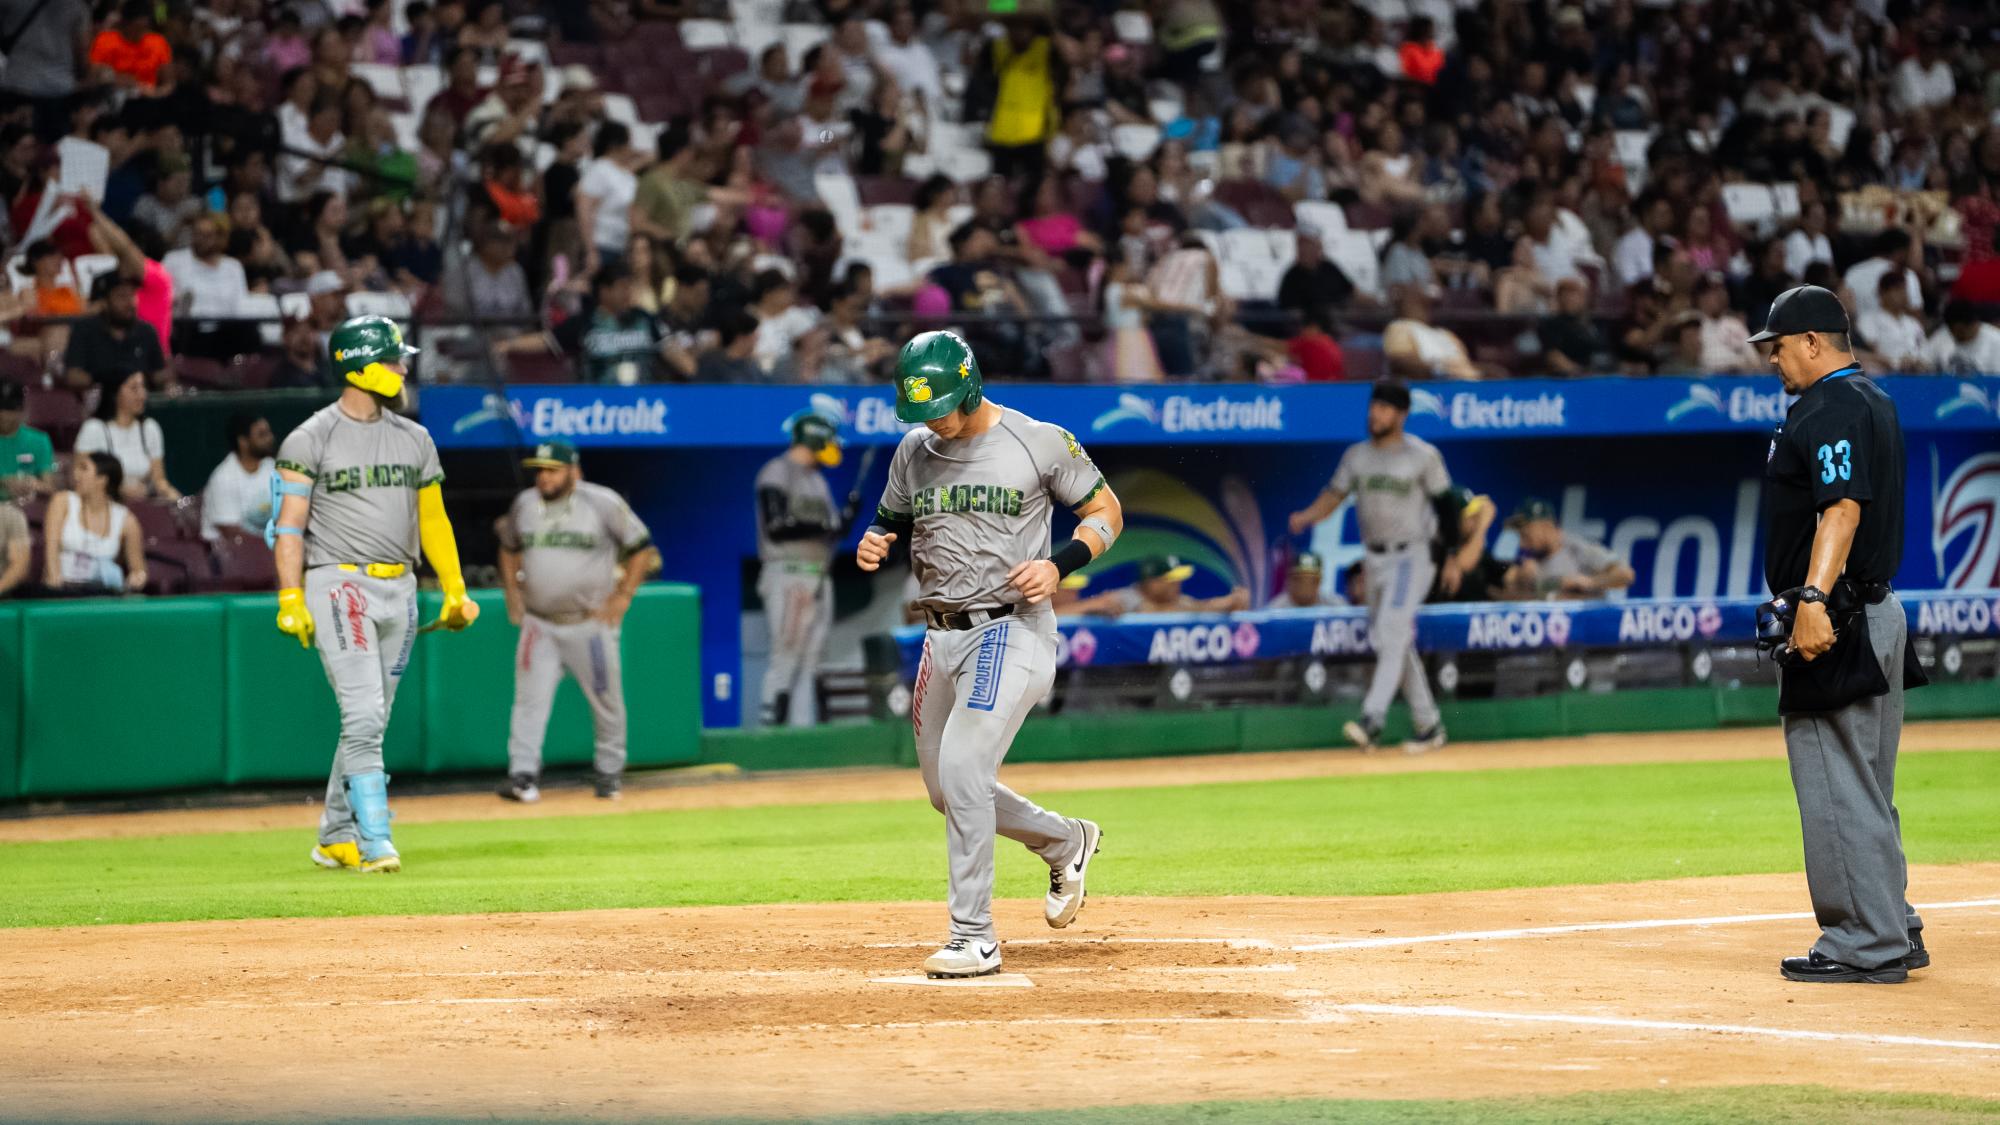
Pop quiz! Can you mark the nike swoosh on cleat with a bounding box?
[979,945,997,959]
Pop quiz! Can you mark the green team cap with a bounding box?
[894,330,984,423]
[328,315,418,378]
[1138,555,1195,582]
[522,440,580,469]
[1507,497,1557,527]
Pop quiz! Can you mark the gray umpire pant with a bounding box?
[507,612,627,779]
[306,566,417,846]
[1782,594,1922,969]
[759,561,831,727]
[912,612,1082,944]
[1361,546,1441,732]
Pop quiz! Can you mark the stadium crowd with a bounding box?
[0,0,1995,601]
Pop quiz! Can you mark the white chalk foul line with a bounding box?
[1327,1003,2000,1054]
[863,937,1275,950]
[1290,898,2000,952]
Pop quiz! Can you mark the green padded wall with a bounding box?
[420,586,703,774]
[221,596,425,785]
[19,598,227,797]
[0,605,19,802]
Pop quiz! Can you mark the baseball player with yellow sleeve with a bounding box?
[857,330,1122,979]
[269,316,477,874]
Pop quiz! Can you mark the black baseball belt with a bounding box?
[924,604,1018,631]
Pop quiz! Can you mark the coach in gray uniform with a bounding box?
[497,440,658,802]
[1753,284,1928,984]
[754,410,847,727]
[858,330,1118,980]
[1289,380,1455,754]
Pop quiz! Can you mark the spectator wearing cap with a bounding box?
[1842,229,1926,327]
[1278,228,1361,329]
[577,122,648,273]
[1538,277,1604,376]
[1926,305,2000,376]
[0,382,55,502]
[200,413,278,542]
[465,54,544,156]
[1266,553,1342,609]
[1384,289,1479,380]
[1069,556,1249,616]
[89,1,172,92]
[62,269,167,396]
[76,369,176,502]
[1695,273,1760,374]
[551,263,673,384]
[1856,270,1932,373]
[1501,498,1632,601]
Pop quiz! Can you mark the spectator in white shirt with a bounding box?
[162,216,249,318]
[871,4,941,117]
[749,269,821,378]
[1855,270,1931,372]
[278,95,350,204]
[1842,228,1924,326]
[1782,200,1835,279]
[576,121,647,272]
[1385,289,1480,380]
[1926,305,2000,376]
[1521,196,1583,286]
[1893,31,1955,113]
[1694,273,1760,374]
[76,371,178,502]
[200,413,278,542]
[1614,194,1675,288]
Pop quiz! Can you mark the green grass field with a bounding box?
[3,750,1996,929]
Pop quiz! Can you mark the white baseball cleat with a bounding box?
[1045,818,1102,929]
[1403,725,1448,754]
[1343,719,1381,751]
[923,938,1002,979]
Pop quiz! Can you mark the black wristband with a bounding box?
[1797,585,1827,605]
[1048,538,1094,578]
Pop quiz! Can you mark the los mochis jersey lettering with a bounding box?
[1360,473,1415,496]
[322,463,425,493]
[519,529,598,550]
[912,483,1025,518]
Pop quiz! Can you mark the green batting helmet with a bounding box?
[782,408,843,467]
[894,330,983,423]
[330,315,419,398]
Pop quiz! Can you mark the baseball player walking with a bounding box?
[1751,285,1928,983]
[857,330,1121,979]
[1288,380,1455,754]
[755,410,847,728]
[496,440,659,802]
[269,316,477,874]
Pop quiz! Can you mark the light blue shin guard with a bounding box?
[345,770,399,861]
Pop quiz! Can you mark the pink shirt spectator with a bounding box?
[1019,213,1082,256]
[137,259,173,356]
[263,34,311,74]
[366,28,403,65]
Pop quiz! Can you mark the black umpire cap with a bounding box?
[1747,285,1849,344]
[1369,379,1412,410]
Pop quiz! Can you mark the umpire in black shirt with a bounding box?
[1751,285,1926,985]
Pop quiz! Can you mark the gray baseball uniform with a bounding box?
[498,481,652,778]
[276,403,441,846]
[1329,434,1449,732]
[877,407,1098,944]
[755,454,840,727]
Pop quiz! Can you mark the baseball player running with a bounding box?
[1288,380,1455,754]
[270,316,477,874]
[755,410,847,727]
[496,440,659,802]
[858,330,1121,979]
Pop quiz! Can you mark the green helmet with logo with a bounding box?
[330,315,419,398]
[893,330,983,423]
[782,408,843,467]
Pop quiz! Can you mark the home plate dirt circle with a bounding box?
[3,865,1998,1122]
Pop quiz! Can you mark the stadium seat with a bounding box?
[400,65,441,116]
[503,351,576,384]
[1343,345,1386,380]
[1111,9,1152,41]
[603,93,640,126]
[212,533,278,592]
[938,147,992,184]
[862,204,915,245]
[678,18,731,50]
[1770,181,1802,220]
[815,172,864,236]
[277,292,312,322]
[1112,124,1162,161]
[697,47,752,83]
[1149,97,1183,125]
[24,386,80,449]
[128,500,179,548]
[0,351,41,386]
[71,254,117,298]
[346,291,413,320]
[175,356,232,390]
[231,353,277,391]
[1212,180,1293,229]
[1324,230,1383,299]
[506,39,550,67]
[1295,200,1347,236]
[548,43,603,69]
[350,63,404,100]
[780,23,829,69]
[240,293,283,347]
[1721,184,1777,236]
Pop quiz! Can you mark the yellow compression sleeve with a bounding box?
[417,483,466,598]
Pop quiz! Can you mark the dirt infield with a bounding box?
[5,720,1996,844]
[3,866,1997,1122]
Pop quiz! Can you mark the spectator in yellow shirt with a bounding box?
[982,21,1056,180]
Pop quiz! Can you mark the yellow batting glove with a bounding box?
[438,588,479,631]
[276,587,314,649]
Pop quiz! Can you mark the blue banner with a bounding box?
[424,376,2000,450]
[890,592,2000,677]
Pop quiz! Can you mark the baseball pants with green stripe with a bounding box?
[912,611,1082,944]
[507,613,627,778]
[1360,546,1440,732]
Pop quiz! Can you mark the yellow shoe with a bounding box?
[357,852,402,874]
[310,842,362,870]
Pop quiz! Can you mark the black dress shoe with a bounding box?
[1780,950,1908,983]
[1903,929,1930,971]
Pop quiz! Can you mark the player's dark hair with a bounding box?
[227,413,264,450]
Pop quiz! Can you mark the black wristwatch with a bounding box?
[1797,585,1827,606]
